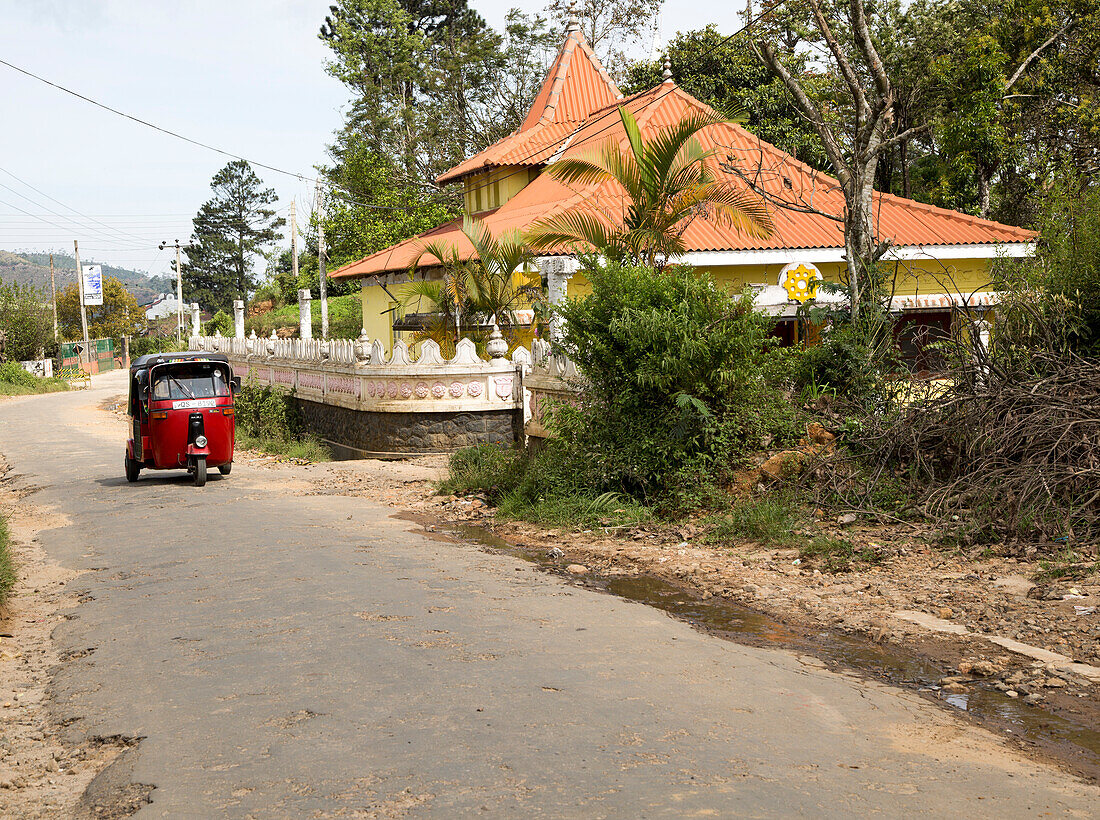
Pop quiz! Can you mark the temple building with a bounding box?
[331,18,1035,368]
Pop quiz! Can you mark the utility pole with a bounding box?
[315,181,328,340]
[160,240,183,342]
[290,200,299,287]
[74,241,90,367]
[49,253,58,341]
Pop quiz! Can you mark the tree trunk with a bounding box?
[977,171,992,218]
[845,160,880,323]
[901,139,911,199]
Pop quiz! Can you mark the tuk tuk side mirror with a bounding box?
[231,376,242,394]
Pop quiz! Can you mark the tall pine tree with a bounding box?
[182,161,285,312]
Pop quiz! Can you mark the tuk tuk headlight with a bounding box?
[195,435,208,448]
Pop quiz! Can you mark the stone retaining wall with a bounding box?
[297,400,521,458]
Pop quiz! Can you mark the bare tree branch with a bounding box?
[1004,20,1075,94]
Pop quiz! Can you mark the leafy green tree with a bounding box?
[57,277,144,345]
[623,27,828,171]
[0,278,53,361]
[527,106,773,269]
[319,132,458,271]
[321,0,505,186]
[182,160,285,312]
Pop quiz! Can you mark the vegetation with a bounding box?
[0,361,69,396]
[182,160,285,313]
[0,278,53,361]
[0,513,14,609]
[234,383,330,461]
[246,293,364,340]
[56,276,143,350]
[404,216,541,354]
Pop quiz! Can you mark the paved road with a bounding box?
[1,373,1097,817]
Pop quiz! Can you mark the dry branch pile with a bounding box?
[864,351,1100,550]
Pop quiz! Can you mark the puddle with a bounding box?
[443,521,1100,781]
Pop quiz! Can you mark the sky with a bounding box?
[0,0,736,281]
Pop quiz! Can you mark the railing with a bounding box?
[189,331,585,444]
[189,333,532,414]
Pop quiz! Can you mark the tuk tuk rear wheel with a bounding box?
[125,454,139,483]
[194,456,207,487]
[218,462,232,476]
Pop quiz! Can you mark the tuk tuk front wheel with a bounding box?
[194,456,207,487]
[125,454,139,483]
[218,462,232,476]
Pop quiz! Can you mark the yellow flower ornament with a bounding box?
[779,262,822,303]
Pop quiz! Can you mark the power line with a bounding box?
[0,56,436,215]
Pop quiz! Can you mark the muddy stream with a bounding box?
[428,520,1100,783]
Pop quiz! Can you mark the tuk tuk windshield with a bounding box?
[151,363,230,401]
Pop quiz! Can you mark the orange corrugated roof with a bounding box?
[435,24,621,185]
[334,81,1035,280]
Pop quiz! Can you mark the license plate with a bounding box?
[173,399,217,409]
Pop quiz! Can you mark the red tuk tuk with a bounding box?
[125,352,240,486]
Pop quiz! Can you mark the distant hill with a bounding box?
[0,250,174,305]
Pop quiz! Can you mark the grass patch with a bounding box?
[236,431,331,462]
[702,494,801,547]
[0,361,69,396]
[0,513,15,609]
[496,491,653,530]
[799,535,881,573]
[438,444,523,500]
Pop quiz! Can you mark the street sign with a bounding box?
[82,265,103,306]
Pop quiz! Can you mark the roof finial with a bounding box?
[661,54,673,83]
[566,1,579,33]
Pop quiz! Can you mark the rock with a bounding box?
[806,423,836,446]
[760,450,808,480]
[566,564,588,575]
[941,682,969,695]
[939,675,968,685]
[1006,689,1019,698]
[836,512,859,526]
[938,607,954,620]
[959,659,1000,677]
[547,547,565,560]
[992,575,1036,597]
[1042,677,1066,688]
[1022,693,1044,705]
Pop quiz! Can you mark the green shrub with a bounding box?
[235,383,302,441]
[0,361,69,395]
[0,278,53,361]
[552,262,802,509]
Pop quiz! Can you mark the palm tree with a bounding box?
[527,106,774,269]
[402,217,542,355]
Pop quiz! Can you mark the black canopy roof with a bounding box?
[130,352,230,373]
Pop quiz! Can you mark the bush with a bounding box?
[552,262,802,509]
[233,382,330,460]
[0,361,69,395]
[234,382,303,442]
[438,444,524,501]
[0,278,53,361]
